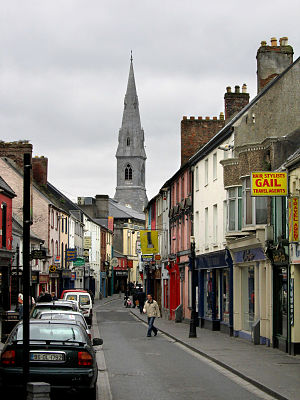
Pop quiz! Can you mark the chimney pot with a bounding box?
[235,85,240,93]
[261,40,267,46]
[226,86,231,93]
[279,37,288,46]
[190,116,195,120]
[219,112,224,120]
[198,116,202,120]
[242,83,247,93]
[205,116,210,121]
[183,116,187,120]
[271,37,277,46]
[213,116,217,120]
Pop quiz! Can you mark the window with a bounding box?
[272,197,287,241]
[228,187,242,231]
[61,218,64,233]
[243,177,268,226]
[125,164,132,180]
[204,159,208,185]
[65,218,68,234]
[205,207,208,246]
[195,166,199,191]
[213,204,218,244]
[127,137,130,146]
[213,153,217,180]
[181,176,184,200]
[55,212,58,230]
[223,200,227,237]
[1,202,7,248]
[51,209,54,228]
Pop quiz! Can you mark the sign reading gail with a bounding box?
[139,230,159,254]
[251,172,287,196]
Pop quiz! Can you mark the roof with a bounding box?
[189,56,300,165]
[109,198,145,221]
[0,175,16,198]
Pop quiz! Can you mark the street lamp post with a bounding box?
[189,236,197,338]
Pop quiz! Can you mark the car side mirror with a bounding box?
[92,338,103,346]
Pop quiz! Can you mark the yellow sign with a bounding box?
[49,265,56,273]
[289,197,299,242]
[83,236,92,249]
[251,172,287,196]
[139,230,159,254]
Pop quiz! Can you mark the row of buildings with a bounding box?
[142,37,300,356]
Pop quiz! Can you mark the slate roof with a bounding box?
[109,198,145,221]
[0,175,16,198]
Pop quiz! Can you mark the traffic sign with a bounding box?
[49,265,56,273]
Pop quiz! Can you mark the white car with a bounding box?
[62,291,93,326]
[36,310,92,340]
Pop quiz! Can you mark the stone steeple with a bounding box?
[114,56,147,212]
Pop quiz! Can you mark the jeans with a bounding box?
[147,317,157,336]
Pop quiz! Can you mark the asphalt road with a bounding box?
[95,299,275,400]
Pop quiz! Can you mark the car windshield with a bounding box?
[32,305,74,318]
[79,295,90,306]
[66,294,78,302]
[39,313,87,328]
[13,324,86,343]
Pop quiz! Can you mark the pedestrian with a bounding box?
[143,293,160,337]
[137,290,146,314]
[51,292,58,300]
[38,291,52,302]
[18,292,23,320]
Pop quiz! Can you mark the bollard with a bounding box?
[27,382,51,400]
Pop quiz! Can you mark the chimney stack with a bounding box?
[256,36,293,93]
[32,156,48,186]
[224,84,250,121]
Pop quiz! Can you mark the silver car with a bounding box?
[36,310,92,340]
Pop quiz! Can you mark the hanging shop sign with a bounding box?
[127,259,133,268]
[289,197,299,243]
[139,230,159,254]
[141,254,153,262]
[108,216,114,232]
[62,269,72,279]
[290,278,294,326]
[73,257,85,266]
[111,257,118,267]
[83,236,92,249]
[66,248,77,261]
[39,274,49,284]
[31,249,47,260]
[251,172,287,196]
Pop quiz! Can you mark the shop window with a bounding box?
[241,265,255,332]
[163,279,169,309]
[1,202,7,248]
[243,177,267,226]
[222,269,230,324]
[227,187,242,231]
[204,270,213,318]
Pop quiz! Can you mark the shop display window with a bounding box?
[222,269,230,324]
[242,266,255,331]
[204,270,213,318]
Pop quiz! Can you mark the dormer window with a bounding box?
[127,137,130,146]
[125,164,132,180]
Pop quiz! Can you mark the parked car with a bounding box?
[37,310,92,340]
[0,319,103,398]
[61,291,93,326]
[30,300,79,319]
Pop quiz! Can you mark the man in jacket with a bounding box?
[143,293,160,337]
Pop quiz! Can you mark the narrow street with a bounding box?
[94,299,275,400]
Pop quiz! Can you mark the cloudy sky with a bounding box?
[1,1,299,203]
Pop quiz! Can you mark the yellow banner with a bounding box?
[139,230,159,254]
[251,172,287,196]
[289,197,299,242]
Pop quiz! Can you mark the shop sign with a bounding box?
[155,254,161,261]
[73,257,85,266]
[49,265,56,273]
[84,236,92,249]
[83,249,89,257]
[139,230,159,254]
[251,172,287,196]
[49,273,60,278]
[71,272,76,280]
[55,256,60,264]
[290,243,300,264]
[127,260,133,268]
[116,271,128,276]
[141,254,153,262]
[39,274,49,283]
[62,269,72,279]
[289,197,299,242]
[31,249,47,260]
[272,248,288,266]
[290,278,294,326]
[66,248,77,261]
[234,248,265,264]
[31,271,39,283]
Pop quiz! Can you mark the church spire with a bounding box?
[114,56,148,213]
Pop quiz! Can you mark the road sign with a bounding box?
[111,257,118,267]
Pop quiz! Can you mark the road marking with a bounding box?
[175,342,276,400]
[93,312,112,400]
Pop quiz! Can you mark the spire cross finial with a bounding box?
[130,50,133,63]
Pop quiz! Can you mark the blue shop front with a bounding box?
[197,249,233,334]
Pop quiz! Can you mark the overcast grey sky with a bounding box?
[1,0,299,203]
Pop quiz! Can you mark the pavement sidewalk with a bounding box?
[127,305,300,400]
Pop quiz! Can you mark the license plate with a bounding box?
[30,352,65,362]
